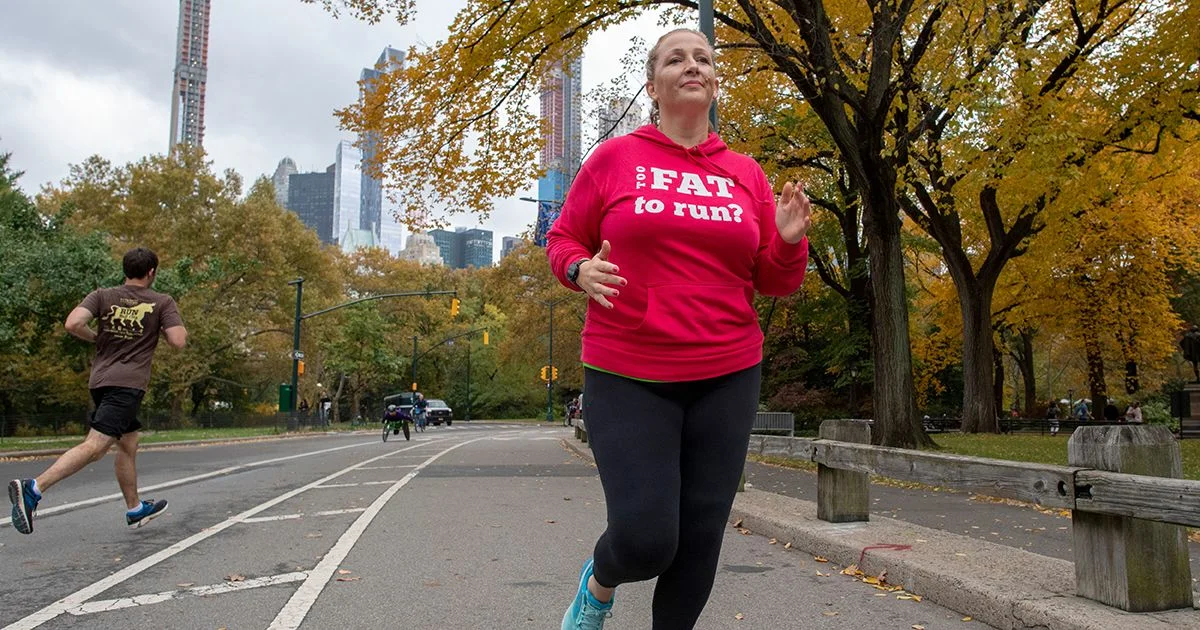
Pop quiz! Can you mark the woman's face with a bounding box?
[647,31,717,120]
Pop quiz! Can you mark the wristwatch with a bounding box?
[566,258,588,285]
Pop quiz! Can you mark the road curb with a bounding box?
[0,430,369,459]
[560,437,1199,630]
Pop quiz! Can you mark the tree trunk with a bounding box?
[863,197,930,447]
[993,345,1005,419]
[1019,331,1037,416]
[1083,323,1107,422]
[331,373,346,423]
[954,274,1001,433]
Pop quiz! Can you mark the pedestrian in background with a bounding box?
[9,247,186,535]
[547,28,812,630]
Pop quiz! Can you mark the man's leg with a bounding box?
[115,431,140,509]
[36,429,117,492]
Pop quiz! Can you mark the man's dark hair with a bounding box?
[122,247,159,279]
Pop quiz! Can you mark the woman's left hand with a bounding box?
[777,180,812,245]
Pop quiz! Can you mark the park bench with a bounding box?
[751,411,795,437]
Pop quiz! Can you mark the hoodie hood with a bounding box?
[630,124,742,187]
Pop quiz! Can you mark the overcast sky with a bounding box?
[0,1,666,259]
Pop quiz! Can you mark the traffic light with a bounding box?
[540,366,548,381]
[412,381,418,391]
[297,360,305,375]
[551,366,559,380]
[482,330,489,345]
[450,297,461,317]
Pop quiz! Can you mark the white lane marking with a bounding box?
[488,436,563,441]
[312,480,400,489]
[313,508,367,517]
[239,507,368,524]
[356,465,418,470]
[267,435,496,630]
[3,440,432,629]
[66,572,309,616]
[2,439,377,527]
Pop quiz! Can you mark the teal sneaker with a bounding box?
[126,499,168,528]
[561,558,613,630]
[8,479,40,535]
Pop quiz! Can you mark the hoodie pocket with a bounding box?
[638,283,757,347]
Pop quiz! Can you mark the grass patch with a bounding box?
[0,425,353,454]
[929,432,1200,481]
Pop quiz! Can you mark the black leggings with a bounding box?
[584,364,761,630]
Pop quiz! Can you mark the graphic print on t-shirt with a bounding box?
[104,300,156,339]
[632,166,744,223]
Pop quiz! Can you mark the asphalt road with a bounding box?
[0,423,983,629]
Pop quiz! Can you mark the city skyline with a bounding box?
[0,3,664,262]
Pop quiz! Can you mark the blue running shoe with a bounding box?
[562,558,613,630]
[126,499,168,528]
[9,479,40,535]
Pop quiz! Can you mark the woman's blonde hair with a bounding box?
[645,28,716,127]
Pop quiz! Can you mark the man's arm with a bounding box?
[64,307,97,343]
[163,325,188,349]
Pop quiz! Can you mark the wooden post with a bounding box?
[1068,425,1194,611]
[817,419,871,522]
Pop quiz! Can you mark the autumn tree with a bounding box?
[0,152,114,418]
[40,148,341,421]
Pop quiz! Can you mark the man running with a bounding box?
[9,247,187,534]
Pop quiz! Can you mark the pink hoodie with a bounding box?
[546,125,808,382]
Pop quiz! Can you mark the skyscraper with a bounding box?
[598,97,644,142]
[272,158,297,207]
[501,236,524,259]
[169,0,211,150]
[428,228,494,268]
[360,47,407,255]
[535,55,583,246]
[287,165,336,245]
[333,140,362,247]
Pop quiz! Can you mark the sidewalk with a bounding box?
[563,439,1200,630]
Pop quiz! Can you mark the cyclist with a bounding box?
[413,393,429,431]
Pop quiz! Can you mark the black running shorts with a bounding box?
[89,387,145,438]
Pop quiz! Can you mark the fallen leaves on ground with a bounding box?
[822,611,839,617]
[768,538,777,545]
[734,613,744,620]
[913,625,925,629]
[733,518,744,528]
[337,569,352,575]
[545,519,557,524]
[813,556,829,563]
[1189,529,1200,544]
[783,542,793,549]
[336,576,360,582]
[962,617,973,622]
[177,583,194,588]
[737,527,752,535]
[225,574,246,582]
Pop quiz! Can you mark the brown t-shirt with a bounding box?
[79,285,184,391]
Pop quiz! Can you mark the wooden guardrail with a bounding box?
[747,420,1198,613]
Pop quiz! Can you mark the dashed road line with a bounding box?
[66,572,309,616]
[239,507,368,524]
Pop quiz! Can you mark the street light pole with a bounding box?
[699,0,718,129]
[288,278,304,413]
[547,300,555,422]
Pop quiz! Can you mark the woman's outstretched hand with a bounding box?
[777,181,813,245]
